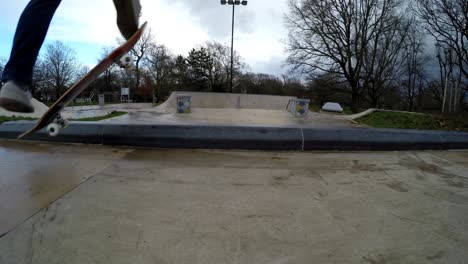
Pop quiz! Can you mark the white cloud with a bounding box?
[140,1,211,55]
[1,0,290,75]
[0,2,28,30]
[48,0,120,45]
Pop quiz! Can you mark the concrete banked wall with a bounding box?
[157,92,297,111]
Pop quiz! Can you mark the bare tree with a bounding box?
[413,0,468,79]
[237,73,285,95]
[130,28,155,90]
[434,43,465,113]
[205,41,245,92]
[186,47,214,92]
[206,42,230,92]
[73,66,95,100]
[282,75,307,97]
[31,59,48,100]
[75,66,90,81]
[99,46,119,92]
[41,41,79,100]
[286,0,407,111]
[362,11,410,107]
[171,55,190,91]
[307,73,344,106]
[401,22,428,111]
[144,44,174,100]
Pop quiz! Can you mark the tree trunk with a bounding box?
[351,91,359,112]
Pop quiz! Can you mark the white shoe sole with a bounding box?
[0,81,34,113]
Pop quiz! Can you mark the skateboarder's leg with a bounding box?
[2,0,62,86]
[0,0,62,113]
[113,0,141,40]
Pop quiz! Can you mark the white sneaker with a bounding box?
[0,81,34,113]
[113,0,141,40]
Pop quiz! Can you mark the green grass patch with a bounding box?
[309,104,321,112]
[70,111,127,121]
[0,116,37,124]
[342,107,356,115]
[356,111,468,132]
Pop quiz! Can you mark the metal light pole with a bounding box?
[221,0,247,93]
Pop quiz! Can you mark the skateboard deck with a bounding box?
[18,22,147,139]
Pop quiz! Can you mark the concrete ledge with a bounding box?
[0,122,103,144]
[302,128,464,150]
[1,121,467,151]
[101,124,303,150]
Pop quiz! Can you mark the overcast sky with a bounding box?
[0,0,290,76]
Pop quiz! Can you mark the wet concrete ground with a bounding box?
[120,109,360,128]
[1,140,468,263]
[0,141,132,236]
[106,107,359,128]
[62,103,360,128]
[62,103,153,119]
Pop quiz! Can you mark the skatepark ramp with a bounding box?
[157,92,297,111]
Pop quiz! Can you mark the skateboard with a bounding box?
[18,22,147,139]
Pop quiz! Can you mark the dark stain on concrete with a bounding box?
[362,254,389,264]
[415,173,426,181]
[351,160,381,173]
[386,181,409,192]
[271,156,287,160]
[424,188,468,205]
[232,183,263,187]
[244,214,273,219]
[399,156,466,185]
[445,179,466,188]
[48,203,60,223]
[418,163,439,173]
[426,251,445,260]
[271,172,292,187]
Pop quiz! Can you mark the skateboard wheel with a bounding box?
[119,54,133,69]
[47,123,61,137]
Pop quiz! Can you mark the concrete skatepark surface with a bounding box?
[158,91,297,110]
[0,92,358,127]
[62,92,359,128]
[1,92,467,150]
[1,140,468,263]
[100,108,361,128]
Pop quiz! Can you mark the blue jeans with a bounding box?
[1,0,62,86]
